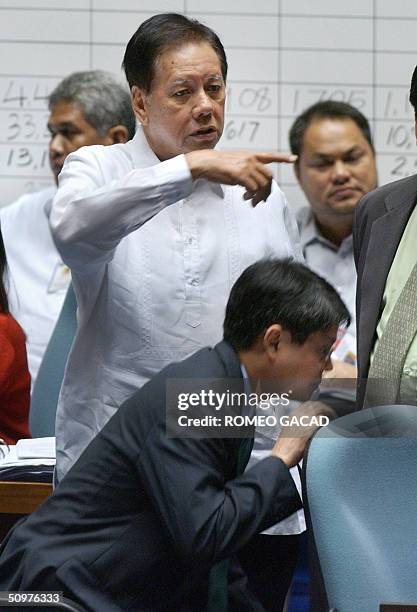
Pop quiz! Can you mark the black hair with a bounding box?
[223,258,350,351]
[409,65,417,117]
[289,100,374,158]
[0,229,9,314]
[122,13,228,92]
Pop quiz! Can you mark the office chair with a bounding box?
[29,284,77,437]
[305,405,417,612]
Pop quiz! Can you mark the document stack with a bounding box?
[0,437,55,483]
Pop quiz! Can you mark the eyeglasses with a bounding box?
[0,438,10,460]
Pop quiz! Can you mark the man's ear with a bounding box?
[131,85,149,126]
[107,125,130,144]
[263,324,284,358]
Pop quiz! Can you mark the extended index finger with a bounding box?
[255,152,298,164]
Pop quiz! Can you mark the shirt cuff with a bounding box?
[157,154,193,204]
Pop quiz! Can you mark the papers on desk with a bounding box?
[16,437,55,461]
[0,437,55,483]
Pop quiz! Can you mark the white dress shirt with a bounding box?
[297,207,357,364]
[0,186,70,385]
[50,127,302,479]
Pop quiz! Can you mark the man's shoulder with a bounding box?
[155,342,241,383]
[65,140,136,177]
[358,174,417,215]
[1,185,55,219]
[353,174,417,263]
[136,342,241,406]
[116,342,241,429]
[0,186,56,235]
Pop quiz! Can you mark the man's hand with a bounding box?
[271,401,337,468]
[185,149,297,206]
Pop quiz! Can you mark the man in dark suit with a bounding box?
[354,65,417,408]
[0,259,348,611]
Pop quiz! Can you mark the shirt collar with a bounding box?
[240,364,253,395]
[128,126,161,168]
[297,206,353,254]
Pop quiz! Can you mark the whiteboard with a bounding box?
[1,0,416,209]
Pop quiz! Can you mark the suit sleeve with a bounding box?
[133,408,301,569]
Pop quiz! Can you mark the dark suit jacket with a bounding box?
[0,341,301,611]
[353,174,417,407]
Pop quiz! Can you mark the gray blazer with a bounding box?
[353,174,417,407]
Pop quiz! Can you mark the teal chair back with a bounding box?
[29,284,77,437]
[306,405,417,612]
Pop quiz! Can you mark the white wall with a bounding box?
[0,0,416,208]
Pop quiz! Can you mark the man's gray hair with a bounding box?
[49,70,136,140]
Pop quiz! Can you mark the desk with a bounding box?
[0,481,52,514]
[0,481,52,542]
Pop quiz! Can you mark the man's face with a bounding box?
[48,100,113,184]
[270,327,337,402]
[296,118,377,222]
[132,41,225,161]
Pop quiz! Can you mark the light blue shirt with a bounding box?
[297,207,356,365]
